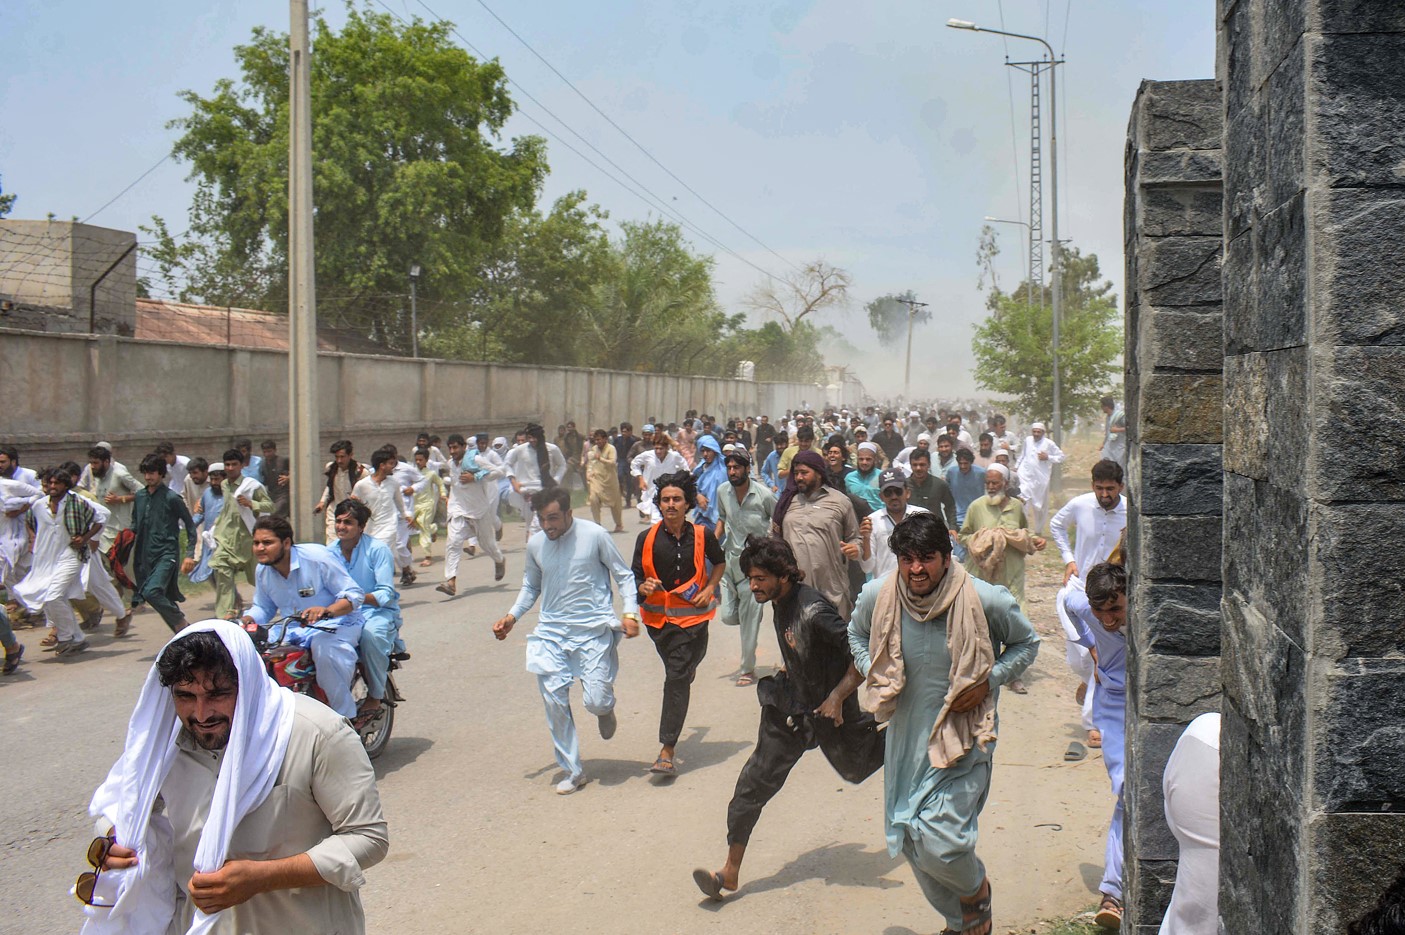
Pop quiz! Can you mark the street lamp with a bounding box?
[951,18,1064,448]
[408,263,421,358]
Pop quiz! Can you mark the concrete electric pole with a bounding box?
[288,0,321,541]
[896,297,929,400]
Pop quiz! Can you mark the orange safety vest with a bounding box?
[640,522,718,629]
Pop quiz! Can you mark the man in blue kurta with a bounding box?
[1062,561,1129,930]
[691,434,727,535]
[492,487,641,796]
[329,499,403,721]
[848,512,1038,935]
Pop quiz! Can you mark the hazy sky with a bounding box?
[1,1,1216,398]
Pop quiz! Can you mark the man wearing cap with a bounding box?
[715,448,776,686]
[844,443,886,513]
[1014,422,1066,534]
[903,411,925,447]
[860,470,930,581]
[959,463,1045,609]
[892,433,932,476]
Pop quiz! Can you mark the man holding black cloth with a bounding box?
[692,536,884,901]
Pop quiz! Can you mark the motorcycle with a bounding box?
[242,614,405,760]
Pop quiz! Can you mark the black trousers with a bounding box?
[725,695,886,846]
[647,621,710,746]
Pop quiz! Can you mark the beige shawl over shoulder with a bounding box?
[861,563,998,768]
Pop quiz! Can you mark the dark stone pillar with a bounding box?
[1220,1,1405,931]
[1123,78,1224,933]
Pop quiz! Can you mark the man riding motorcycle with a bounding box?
[240,515,365,717]
[329,499,404,719]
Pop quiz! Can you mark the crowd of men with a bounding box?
[2,390,1225,935]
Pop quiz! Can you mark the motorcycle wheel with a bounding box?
[350,673,395,760]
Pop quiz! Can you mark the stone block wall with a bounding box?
[1219,1,1405,931]
[1123,79,1225,933]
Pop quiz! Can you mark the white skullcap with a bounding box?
[1031,422,1046,431]
[909,410,920,417]
[987,463,1010,480]
[917,432,931,443]
[858,442,879,454]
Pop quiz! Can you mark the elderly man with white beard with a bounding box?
[958,463,1046,611]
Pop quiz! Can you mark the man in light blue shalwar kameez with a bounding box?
[328,499,403,718]
[848,512,1038,934]
[1062,562,1129,929]
[492,487,641,796]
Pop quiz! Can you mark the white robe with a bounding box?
[0,478,42,586]
[12,494,88,609]
[1015,435,1066,530]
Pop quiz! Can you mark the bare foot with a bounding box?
[1088,729,1103,748]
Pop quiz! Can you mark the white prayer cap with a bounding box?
[858,442,879,454]
[917,432,931,443]
[96,440,113,452]
[492,436,507,449]
[994,450,1011,462]
[909,410,920,417]
[987,463,1010,480]
[1031,422,1047,432]
[722,443,737,453]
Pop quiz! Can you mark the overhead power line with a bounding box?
[82,153,173,224]
[369,0,785,283]
[451,0,802,274]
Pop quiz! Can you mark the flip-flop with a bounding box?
[736,672,755,687]
[1064,741,1087,762]
[692,868,725,901]
[650,757,677,776]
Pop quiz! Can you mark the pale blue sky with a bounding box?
[1,1,1216,397]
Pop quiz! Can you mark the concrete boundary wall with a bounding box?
[0,328,841,463]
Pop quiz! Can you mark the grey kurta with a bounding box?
[775,484,860,618]
[160,694,388,934]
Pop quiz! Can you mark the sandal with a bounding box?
[736,672,755,687]
[40,631,59,649]
[1094,894,1123,929]
[650,756,677,776]
[955,879,992,934]
[692,868,726,901]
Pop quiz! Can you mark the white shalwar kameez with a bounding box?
[392,460,430,570]
[351,474,414,570]
[78,497,127,618]
[12,493,90,642]
[506,519,640,784]
[444,452,505,581]
[0,478,42,586]
[629,449,689,523]
[1015,433,1066,534]
[466,445,506,548]
[503,443,568,534]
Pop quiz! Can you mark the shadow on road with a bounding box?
[374,735,434,778]
[699,840,903,911]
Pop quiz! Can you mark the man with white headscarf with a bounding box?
[1014,422,1065,535]
[78,620,387,935]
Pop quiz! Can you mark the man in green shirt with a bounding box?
[208,448,275,619]
[131,454,199,634]
[715,450,776,685]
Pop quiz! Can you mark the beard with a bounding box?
[986,492,1005,505]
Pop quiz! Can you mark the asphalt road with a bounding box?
[1,520,1109,935]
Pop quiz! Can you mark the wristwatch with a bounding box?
[621,613,639,622]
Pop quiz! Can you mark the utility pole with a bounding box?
[409,264,421,357]
[288,0,320,541]
[896,297,928,399]
[948,16,1064,461]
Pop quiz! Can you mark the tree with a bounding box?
[865,289,932,348]
[743,260,851,331]
[578,219,737,374]
[0,175,15,219]
[971,241,1121,423]
[146,3,547,349]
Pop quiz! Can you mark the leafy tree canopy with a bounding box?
[971,229,1121,424]
[146,3,547,347]
[865,289,931,348]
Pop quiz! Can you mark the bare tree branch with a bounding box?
[742,260,852,331]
